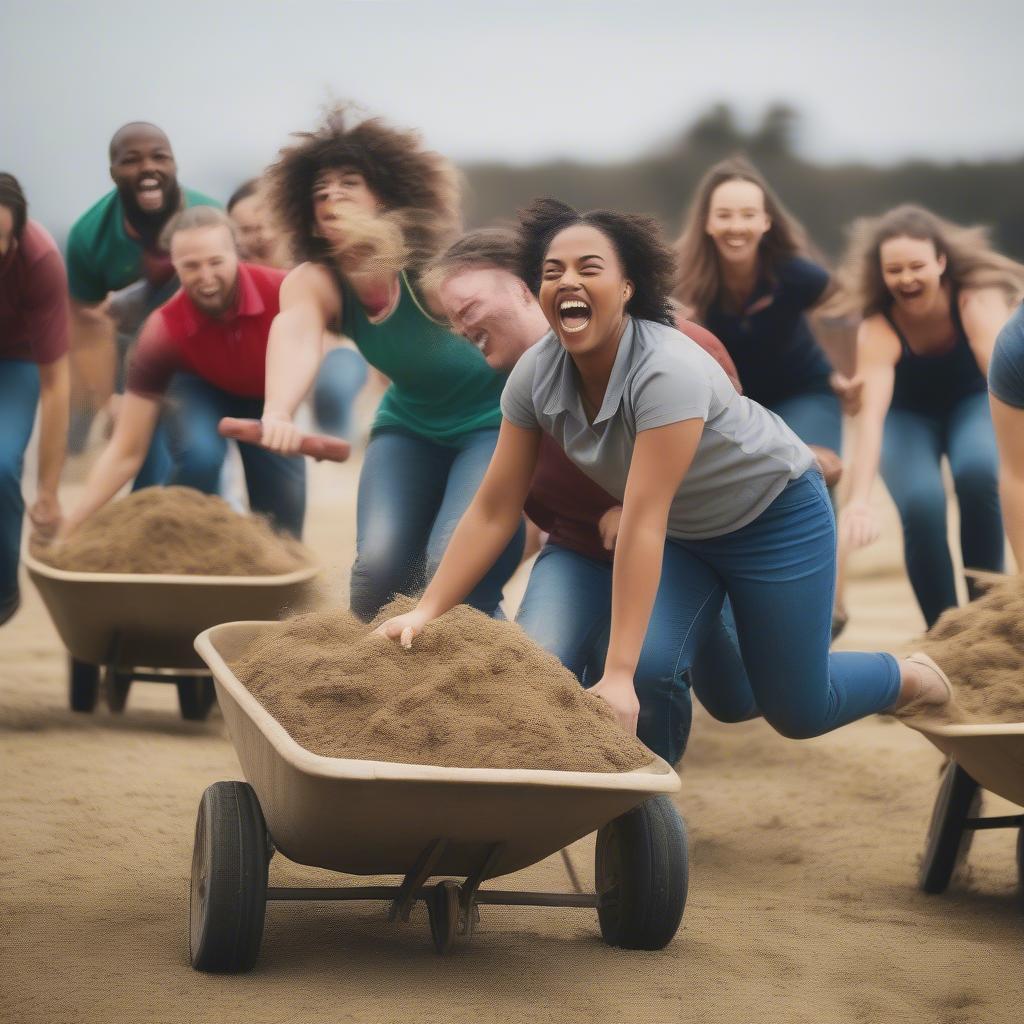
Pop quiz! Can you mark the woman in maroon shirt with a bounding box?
[0,174,69,625]
[424,229,753,764]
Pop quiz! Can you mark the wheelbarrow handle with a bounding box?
[217,417,351,463]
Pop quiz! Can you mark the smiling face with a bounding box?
[170,224,239,317]
[538,223,633,355]
[110,126,178,216]
[705,178,771,268]
[438,266,538,371]
[879,235,947,314]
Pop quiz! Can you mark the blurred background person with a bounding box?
[839,205,1024,628]
[989,304,1024,569]
[64,122,219,485]
[60,207,304,540]
[0,173,69,624]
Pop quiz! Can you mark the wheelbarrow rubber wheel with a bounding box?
[427,880,462,955]
[103,668,132,713]
[1016,828,1023,898]
[69,658,100,713]
[919,761,981,894]
[178,676,217,721]
[595,795,688,950]
[189,781,268,973]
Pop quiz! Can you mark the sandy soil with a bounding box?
[2,449,1021,1024]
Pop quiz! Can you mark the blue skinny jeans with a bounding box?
[351,427,524,621]
[165,374,306,538]
[880,392,1004,628]
[602,471,899,740]
[312,347,369,440]
[0,360,40,602]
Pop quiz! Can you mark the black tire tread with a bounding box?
[919,761,980,895]
[69,658,100,713]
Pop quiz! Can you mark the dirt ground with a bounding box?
[2,444,1022,1024]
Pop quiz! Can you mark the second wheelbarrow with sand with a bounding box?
[905,716,1024,898]
[190,620,688,968]
[25,551,318,720]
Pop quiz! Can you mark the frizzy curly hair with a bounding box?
[264,105,462,271]
[516,198,676,326]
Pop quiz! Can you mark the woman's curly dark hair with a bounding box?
[264,105,462,270]
[517,198,676,326]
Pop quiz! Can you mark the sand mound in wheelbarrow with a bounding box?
[898,574,1024,725]
[229,597,652,772]
[36,486,311,576]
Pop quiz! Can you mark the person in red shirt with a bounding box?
[424,229,754,764]
[61,206,305,539]
[0,173,70,624]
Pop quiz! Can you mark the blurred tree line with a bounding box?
[460,103,1024,265]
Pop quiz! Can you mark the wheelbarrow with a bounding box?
[25,552,318,720]
[190,620,688,969]
[905,717,1024,898]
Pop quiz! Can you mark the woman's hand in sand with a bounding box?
[598,506,623,552]
[260,411,304,454]
[374,607,433,649]
[840,501,880,551]
[28,492,62,544]
[588,671,640,735]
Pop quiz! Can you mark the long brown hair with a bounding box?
[264,104,462,275]
[840,204,1024,317]
[673,156,813,321]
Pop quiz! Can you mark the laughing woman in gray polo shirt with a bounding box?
[377,199,952,740]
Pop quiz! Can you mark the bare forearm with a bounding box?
[418,500,522,618]
[846,412,886,505]
[263,318,326,418]
[1000,473,1024,570]
[65,443,144,533]
[36,365,70,494]
[603,515,666,678]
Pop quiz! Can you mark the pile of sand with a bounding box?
[36,487,311,576]
[899,574,1024,724]
[229,597,651,772]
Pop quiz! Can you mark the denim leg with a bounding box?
[0,361,40,601]
[235,418,307,539]
[946,391,1004,591]
[424,428,524,616]
[881,407,956,627]
[687,598,760,724]
[683,472,900,739]
[131,417,173,491]
[164,374,230,495]
[515,544,613,680]
[350,430,449,621]
[769,388,842,453]
[313,347,369,440]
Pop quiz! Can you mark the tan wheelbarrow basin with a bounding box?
[25,550,317,718]
[189,620,688,967]
[903,716,1024,897]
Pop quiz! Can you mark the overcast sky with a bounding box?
[3,0,1021,239]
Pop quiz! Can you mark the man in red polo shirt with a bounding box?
[0,173,70,624]
[61,206,305,538]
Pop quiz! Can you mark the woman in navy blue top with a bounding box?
[840,204,1024,628]
[674,158,857,470]
[989,303,1024,567]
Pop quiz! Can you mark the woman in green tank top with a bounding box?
[256,107,523,619]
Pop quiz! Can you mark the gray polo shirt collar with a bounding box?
[541,317,637,426]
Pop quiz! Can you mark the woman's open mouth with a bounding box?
[558,297,592,334]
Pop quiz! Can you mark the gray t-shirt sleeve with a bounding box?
[500,346,540,428]
[631,348,713,432]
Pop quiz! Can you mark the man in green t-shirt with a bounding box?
[65,122,220,486]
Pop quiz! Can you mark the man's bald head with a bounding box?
[108,122,171,163]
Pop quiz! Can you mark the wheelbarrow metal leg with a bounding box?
[388,838,447,922]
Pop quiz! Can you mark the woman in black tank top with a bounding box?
[838,205,1024,628]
